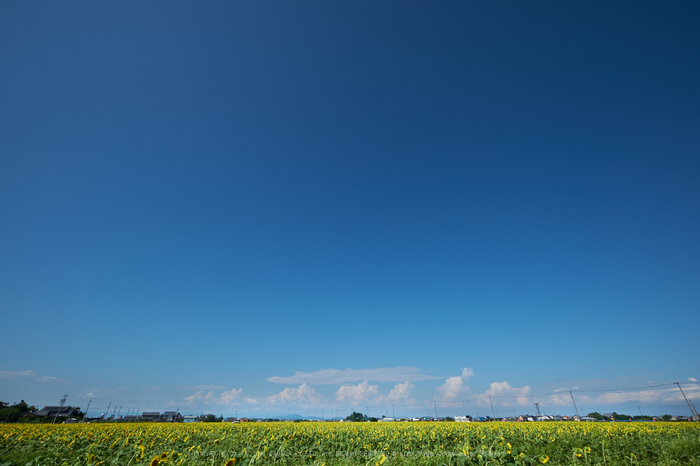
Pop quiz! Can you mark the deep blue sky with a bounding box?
[1,1,699,417]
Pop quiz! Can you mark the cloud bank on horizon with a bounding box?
[159,368,700,415]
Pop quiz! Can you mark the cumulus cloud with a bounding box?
[386,381,414,401]
[336,381,379,403]
[183,390,214,405]
[76,390,99,400]
[179,387,246,407]
[267,383,323,405]
[689,378,697,383]
[472,381,532,407]
[220,388,243,404]
[268,367,438,385]
[437,368,473,400]
[374,382,415,405]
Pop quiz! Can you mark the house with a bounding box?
[183,415,198,423]
[454,415,472,422]
[141,412,160,421]
[32,406,73,418]
[161,411,183,422]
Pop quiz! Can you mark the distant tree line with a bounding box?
[0,401,84,423]
[587,411,674,421]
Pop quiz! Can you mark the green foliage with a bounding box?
[345,412,366,422]
[1,421,700,465]
[0,401,34,424]
[612,411,632,421]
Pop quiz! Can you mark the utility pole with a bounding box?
[392,404,395,418]
[104,403,111,421]
[3,402,16,423]
[534,402,540,416]
[84,400,92,422]
[434,400,438,420]
[675,382,699,418]
[569,391,579,417]
[489,396,495,418]
[53,393,68,424]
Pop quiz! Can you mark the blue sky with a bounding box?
[1,1,699,418]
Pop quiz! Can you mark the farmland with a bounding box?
[1,421,699,466]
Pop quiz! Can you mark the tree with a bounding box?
[345,412,366,422]
[587,412,603,420]
[612,412,631,421]
[1,401,34,423]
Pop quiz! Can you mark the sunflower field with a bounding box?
[1,421,699,466]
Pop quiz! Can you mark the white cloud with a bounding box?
[336,381,379,403]
[376,382,415,404]
[267,383,323,405]
[220,388,243,404]
[76,390,99,400]
[386,381,414,401]
[183,390,213,405]
[267,367,438,385]
[689,378,697,383]
[179,387,246,407]
[576,385,700,406]
[0,369,37,379]
[183,385,226,391]
[0,368,67,383]
[437,368,473,400]
[474,381,532,407]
